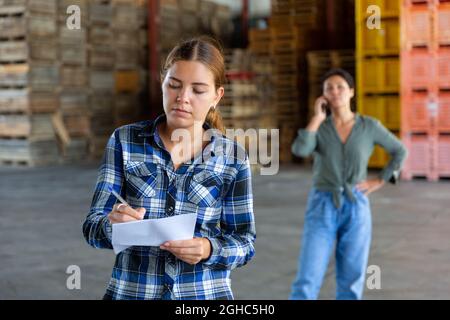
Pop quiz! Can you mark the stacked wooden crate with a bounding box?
[179,0,200,39]
[248,29,275,130]
[356,0,401,168]
[221,49,259,129]
[112,0,148,130]
[210,3,233,46]
[87,0,115,159]
[159,0,182,68]
[58,0,89,162]
[0,0,60,165]
[267,0,330,163]
[401,0,450,181]
[306,50,355,117]
[159,0,233,65]
[222,49,273,173]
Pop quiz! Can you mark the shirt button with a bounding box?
[168,206,174,212]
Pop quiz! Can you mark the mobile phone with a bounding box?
[321,99,329,113]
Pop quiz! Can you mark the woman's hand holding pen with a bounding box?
[108,203,146,224]
[160,238,212,265]
[356,178,385,196]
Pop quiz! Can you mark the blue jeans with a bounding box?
[289,188,372,300]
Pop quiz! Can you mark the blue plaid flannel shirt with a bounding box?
[83,115,256,300]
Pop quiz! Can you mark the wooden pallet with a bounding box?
[61,66,87,88]
[89,1,112,26]
[60,91,88,115]
[0,113,56,139]
[63,114,91,138]
[112,1,139,30]
[0,89,59,113]
[88,46,114,69]
[115,48,139,70]
[0,137,60,166]
[89,70,114,92]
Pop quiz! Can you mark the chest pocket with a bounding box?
[124,161,158,198]
[188,170,223,207]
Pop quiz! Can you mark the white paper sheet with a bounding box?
[111,213,197,254]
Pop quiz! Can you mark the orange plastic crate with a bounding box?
[401,133,435,180]
[403,49,434,89]
[436,48,450,89]
[438,92,450,132]
[405,91,433,132]
[404,4,432,48]
[437,135,450,176]
[405,0,433,5]
[435,2,450,46]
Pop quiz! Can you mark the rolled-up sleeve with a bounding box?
[372,120,408,183]
[82,130,125,249]
[291,129,317,157]
[203,157,256,270]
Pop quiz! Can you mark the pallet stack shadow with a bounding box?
[401,0,450,181]
[0,0,60,166]
[356,0,401,169]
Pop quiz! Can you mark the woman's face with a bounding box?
[323,75,354,110]
[162,60,223,130]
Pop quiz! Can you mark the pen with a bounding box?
[108,186,130,207]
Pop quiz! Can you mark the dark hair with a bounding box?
[321,68,355,89]
[161,36,226,133]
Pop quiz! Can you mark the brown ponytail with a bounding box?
[205,107,225,134]
[161,36,226,134]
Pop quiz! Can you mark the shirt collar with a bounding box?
[137,114,222,157]
[325,112,361,125]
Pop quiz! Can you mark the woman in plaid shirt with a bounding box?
[83,37,256,300]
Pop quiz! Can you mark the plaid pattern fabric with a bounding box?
[83,115,256,300]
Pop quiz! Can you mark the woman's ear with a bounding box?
[214,86,224,105]
[349,88,355,99]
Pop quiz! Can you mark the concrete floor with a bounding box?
[1,163,450,300]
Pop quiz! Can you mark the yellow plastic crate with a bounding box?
[359,95,400,131]
[359,19,400,55]
[360,57,399,93]
[360,95,385,121]
[368,131,400,169]
[384,96,400,130]
[369,145,387,168]
[359,0,400,20]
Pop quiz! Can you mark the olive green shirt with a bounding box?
[292,114,408,208]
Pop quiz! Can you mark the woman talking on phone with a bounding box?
[289,68,407,300]
[83,37,256,300]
